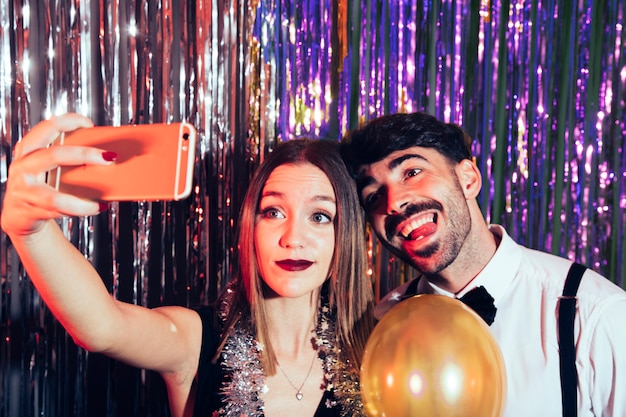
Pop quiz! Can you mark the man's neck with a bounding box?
[424,226,499,294]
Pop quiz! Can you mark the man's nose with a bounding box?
[386,185,410,214]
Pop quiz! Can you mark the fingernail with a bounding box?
[98,202,108,212]
[102,151,118,162]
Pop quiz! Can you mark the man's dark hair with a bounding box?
[340,111,473,176]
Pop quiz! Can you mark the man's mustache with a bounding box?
[384,201,443,241]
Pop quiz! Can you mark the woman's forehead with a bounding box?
[262,163,335,201]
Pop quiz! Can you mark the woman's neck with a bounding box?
[265,296,319,358]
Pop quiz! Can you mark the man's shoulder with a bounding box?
[374,278,420,320]
[512,241,624,298]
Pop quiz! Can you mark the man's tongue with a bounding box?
[407,222,437,241]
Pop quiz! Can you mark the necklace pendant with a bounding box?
[296,391,303,401]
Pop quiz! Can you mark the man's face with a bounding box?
[357,146,472,275]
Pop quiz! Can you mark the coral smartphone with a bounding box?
[47,122,197,201]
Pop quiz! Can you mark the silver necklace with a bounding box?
[276,350,318,401]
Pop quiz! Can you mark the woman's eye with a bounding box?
[311,212,332,223]
[261,208,284,219]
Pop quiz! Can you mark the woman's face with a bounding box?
[254,162,336,299]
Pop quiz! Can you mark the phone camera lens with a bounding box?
[183,133,190,140]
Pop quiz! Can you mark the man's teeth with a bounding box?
[400,214,435,238]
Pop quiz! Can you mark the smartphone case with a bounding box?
[47,123,196,201]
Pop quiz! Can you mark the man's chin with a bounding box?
[379,236,435,260]
[387,242,441,271]
[403,238,438,256]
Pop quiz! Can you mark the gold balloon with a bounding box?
[361,294,506,417]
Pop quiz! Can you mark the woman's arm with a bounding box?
[1,113,202,376]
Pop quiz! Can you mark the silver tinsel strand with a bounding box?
[217,288,364,416]
[219,320,268,416]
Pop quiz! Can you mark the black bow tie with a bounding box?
[458,286,497,326]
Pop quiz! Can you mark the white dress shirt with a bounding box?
[375,225,626,417]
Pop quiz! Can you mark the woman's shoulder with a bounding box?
[192,305,222,351]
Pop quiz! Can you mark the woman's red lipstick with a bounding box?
[275,260,313,271]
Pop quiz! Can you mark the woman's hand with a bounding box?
[1,113,114,237]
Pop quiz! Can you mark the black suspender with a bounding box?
[558,262,587,417]
[406,262,586,416]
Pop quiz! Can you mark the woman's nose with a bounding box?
[279,218,305,248]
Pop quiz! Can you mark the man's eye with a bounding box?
[363,192,380,208]
[406,168,421,178]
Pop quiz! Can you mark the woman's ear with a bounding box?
[456,159,482,199]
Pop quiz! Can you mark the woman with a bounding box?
[1,113,375,417]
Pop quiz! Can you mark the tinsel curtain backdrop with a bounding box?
[0,0,624,416]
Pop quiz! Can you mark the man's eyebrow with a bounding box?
[356,176,373,193]
[388,153,427,170]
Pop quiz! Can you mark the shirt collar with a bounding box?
[375,225,522,319]
[457,225,521,305]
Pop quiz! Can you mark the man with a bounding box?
[340,111,626,417]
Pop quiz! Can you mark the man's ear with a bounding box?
[456,159,482,199]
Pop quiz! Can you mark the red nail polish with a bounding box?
[102,151,118,162]
[98,202,108,212]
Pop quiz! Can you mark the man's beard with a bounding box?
[383,193,471,275]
